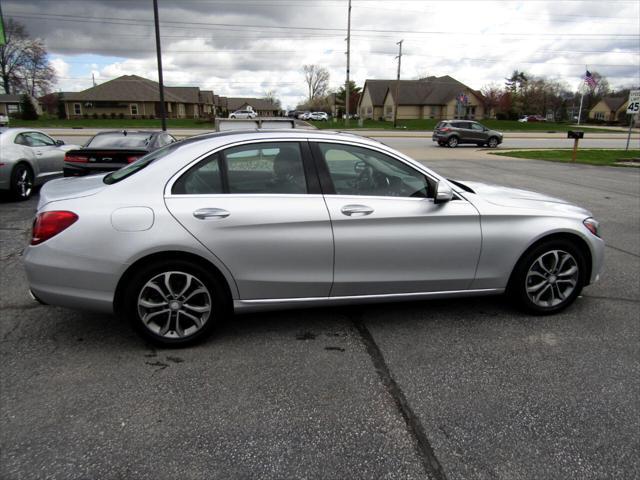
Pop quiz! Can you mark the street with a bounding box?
[1,151,638,479]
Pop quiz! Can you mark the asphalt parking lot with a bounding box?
[1,155,638,479]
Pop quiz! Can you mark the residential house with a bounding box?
[588,96,628,123]
[62,75,214,119]
[359,76,485,121]
[0,94,42,116]
[220,97,280,117]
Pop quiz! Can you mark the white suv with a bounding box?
[310,112,329,121]
[229,110,257,119]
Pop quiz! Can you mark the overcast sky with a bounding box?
[3,0,639,109]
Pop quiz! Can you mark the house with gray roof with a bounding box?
[215,96,280,117]
[588,96,628,123]
[359,76,486,121]
[62,75,215,119]
[0,94,42,117]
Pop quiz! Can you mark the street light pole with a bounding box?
[345,0,351,127]
[393,39,403,129]
[153,0,167,131]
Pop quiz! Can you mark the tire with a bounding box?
[447,136,459,148]
[229,115,235,119]
[487,136,499,148]
[124,259,230,347]
[10,163,34,200]
[508,239,586,315]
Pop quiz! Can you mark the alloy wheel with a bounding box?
[525,250,579,308]
[448,137,458,147]
[137,271,212,339]
[488,137,498,148]
[15,167,33,199]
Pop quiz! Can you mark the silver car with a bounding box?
[0,128,79,200]
[23,130,604,346]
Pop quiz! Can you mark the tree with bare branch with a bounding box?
[303,65,329,102]
[0,19,56,95]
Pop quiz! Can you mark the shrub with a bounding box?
[110,112,116,119]
[92,113,98,119]
[101,113,107,119]
[118,113,124,119]
[19,94,39,120]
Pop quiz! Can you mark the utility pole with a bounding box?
[153,0,167,131]
[92,73,96,87]
[393,39,403,128]
[345,0,351,127]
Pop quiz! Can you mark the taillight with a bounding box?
[65,154,88,163]
[31,211,78,245]
[127,155,141,163]
[440,127,451,132]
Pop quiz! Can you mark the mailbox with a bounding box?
[567,130,584,139]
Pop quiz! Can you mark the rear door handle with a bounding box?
[193,208,230,220]
[35,151,43,156]
[340,204,374,217]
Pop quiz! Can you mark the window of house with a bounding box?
[316,143,431,198]
[7,104,19,114]
[178,104,185,116]
[130,104,138,116]
[594,112,605,120]
[73,103,81,115]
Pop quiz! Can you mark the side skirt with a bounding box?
[233,288,504,313]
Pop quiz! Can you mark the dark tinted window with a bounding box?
[172,155,223,195]
[87,133,153,149]
[223,142,307,194]
[317,142,431,198]
[103,143,178,185]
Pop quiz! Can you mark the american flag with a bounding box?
[584,70,598,89]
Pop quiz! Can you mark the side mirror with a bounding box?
[434,181,453,204]
[55,139,65,146]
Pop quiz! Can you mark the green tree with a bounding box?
[19,93,38,120]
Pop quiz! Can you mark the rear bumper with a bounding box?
[23,243,119,314]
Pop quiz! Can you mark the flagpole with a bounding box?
[577,65,587,125]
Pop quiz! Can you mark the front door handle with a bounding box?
[341,204,374,217]
[193,208,230,220]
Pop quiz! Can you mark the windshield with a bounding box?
[103,142,179,185]
[87,132,153,149]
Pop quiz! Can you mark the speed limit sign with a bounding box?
[627,90,640,114]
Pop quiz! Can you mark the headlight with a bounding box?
[583,217,600,237]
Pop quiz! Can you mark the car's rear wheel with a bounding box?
[488,136,499,148]
[509,239,586,314]
[10,164,34,200]
[447,136,459,148]
[124,260,228,346]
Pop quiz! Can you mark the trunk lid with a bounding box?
[64,148,148,165]
[37,174,108,210]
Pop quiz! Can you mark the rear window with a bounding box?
[103,142,178,185]
[87,133,153,149]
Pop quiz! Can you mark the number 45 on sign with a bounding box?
[627,90,640,114]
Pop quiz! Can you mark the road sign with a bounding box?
[626,90,640,114]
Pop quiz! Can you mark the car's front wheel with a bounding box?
[10,163,34,200]
[488,136,499,148]
[447,136,459,148]
[509,239,586,314]
[124,260,228,346]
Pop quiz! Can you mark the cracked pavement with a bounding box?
[1,153,638,479]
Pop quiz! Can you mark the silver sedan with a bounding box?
[23,130,605,346]
[0,128,79,200]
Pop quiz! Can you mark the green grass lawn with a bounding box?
[8,117,215,129]
[491,149,640,166]
[310,118,623,133]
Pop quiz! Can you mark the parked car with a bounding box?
[24,130,603,346]
[432,120,503,148]
[229,110,257,119]
[63,130,176,177]
[287,110,303,118]
[309,112,329,121]
[0,128,79,200]
[297,111,312,120]
[0,114,9,127]
[518,115,546,123]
